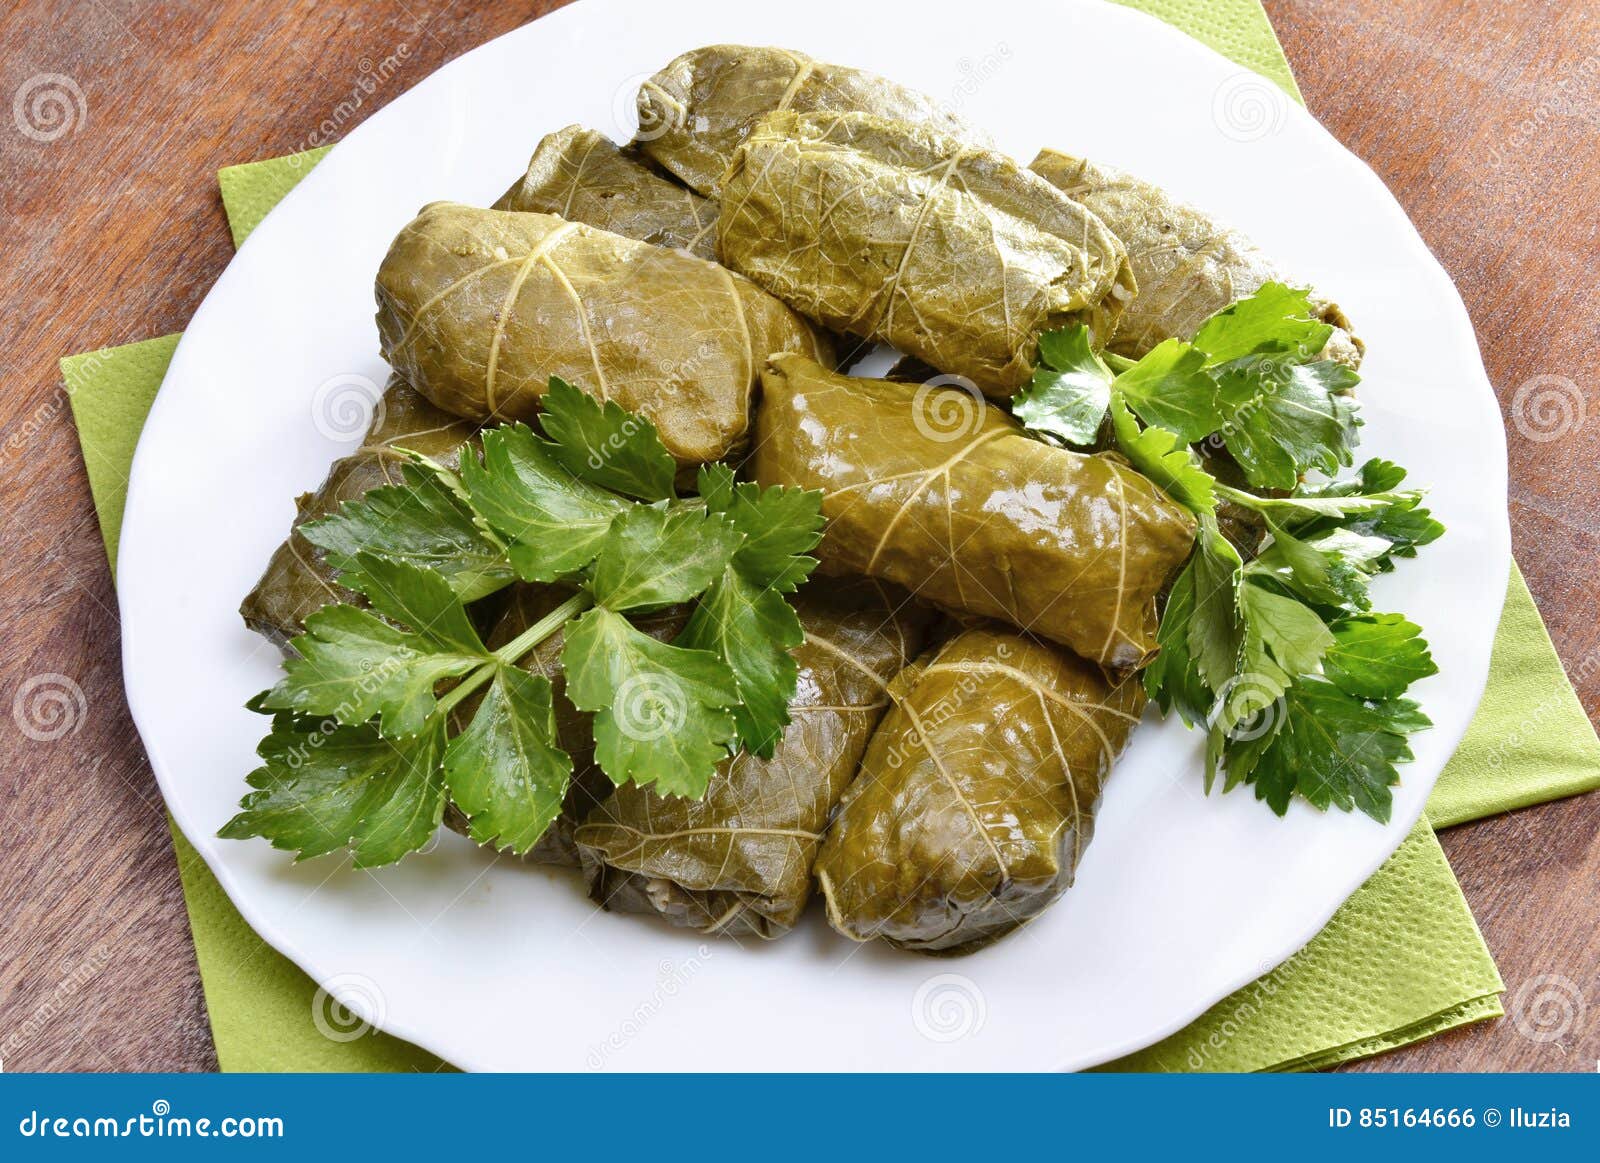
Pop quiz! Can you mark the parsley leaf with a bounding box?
[1185,519,1245,690]
[1235,679,1425,821]
[1166,471,1439,821]
[1248,519,1373,610]
[1322,614,1438,699]
[220,712,448,868]
[1110,338,1213,440]
[442,666,573,854]
[1012,327,1114,445]
[262,554,491,736]
[561,606,739,797]
[1154,480,1436,822]
[589,505,743,610]
[302,462,514,602]
[696,464,825,593]
[1142,557,1211,726]
[1238,467,1441,614]
[1211,357,1361,489]
[681,465,826,756]
[1284,459,1444,566]
[221,389,826,865]
[1018,291,1442,824]
[348,550,490,653]
[537,376,676,501]
[1191,282,1333,364]
[460,423,628,582]
[678,570,802,759]
[1020,285,1361,492]
[1108,392,1216,515]
[1238,578,1334,676]
[1218,490,1402,521]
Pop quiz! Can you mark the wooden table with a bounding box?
[0,0,1594,1072]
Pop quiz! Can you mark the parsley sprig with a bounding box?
[1014,284,1443,822]
[222,378,823,866]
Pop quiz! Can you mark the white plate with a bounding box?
[118,0,1508,1071]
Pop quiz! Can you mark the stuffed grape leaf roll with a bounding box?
[375,203,832,465]
[1029,149,1362,366]
[751,354,1196,670]
[492,125,873,371]
[719,111,1134,396]
[574,580,928,938]
[493,124,719,260]
[815,625,1145,955]
[239,378,478,649]
[635,44,978,198]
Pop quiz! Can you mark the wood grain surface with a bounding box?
[0,0,1594,1072]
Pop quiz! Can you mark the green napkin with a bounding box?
[61,0,1600,1073]
[1111,0,1302,102]
[1107,818,1500,1071]
[1423,574,1600,828]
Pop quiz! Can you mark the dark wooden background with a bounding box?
[0,0,1595,1072]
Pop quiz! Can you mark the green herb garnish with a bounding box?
[1016,284,1443,822]
[221,378,823,866]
